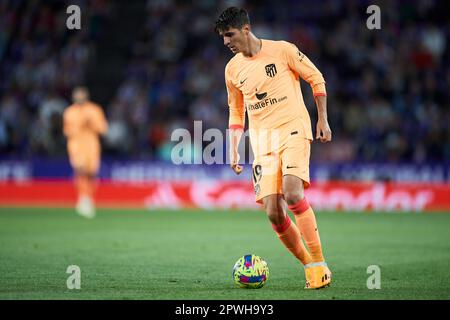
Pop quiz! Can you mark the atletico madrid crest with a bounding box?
[265,64,277,77]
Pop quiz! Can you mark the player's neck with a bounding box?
[242,34,262,58]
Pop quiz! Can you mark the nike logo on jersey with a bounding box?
[240,78,248,84]
[255,92,267,100]
[286,165,298,169]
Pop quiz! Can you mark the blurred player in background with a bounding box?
[216,7,333,289]
[63,87,108,218]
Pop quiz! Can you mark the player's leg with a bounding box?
[253,153,312,266]
[262,194,312,266]
[69,152,90,217]
[81,151,101,217]
[74,169,96,218]
[71,148,98,218]
[281,136,325,261]
[281,137,331,288]
[283,175,324,262]
[283,175,331,288]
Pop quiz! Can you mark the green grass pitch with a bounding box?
[0,207,449,300]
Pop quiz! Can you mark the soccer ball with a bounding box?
[232,254,270,289]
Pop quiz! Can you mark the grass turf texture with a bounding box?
[0,207,449,300]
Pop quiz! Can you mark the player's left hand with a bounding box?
[316,119,332,143]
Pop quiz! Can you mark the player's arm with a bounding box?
[225,65,245,174]
[62,109,73,138]
[90,106,108,136]
[97,107,108,136]
[314,95,331,142]
[284,42,332,143]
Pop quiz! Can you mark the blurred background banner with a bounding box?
[0,0,449,211]
[1,178,449,212]
[0,158,449,182]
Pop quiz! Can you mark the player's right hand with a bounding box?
[230,150,242,175]
[231,164,243,175]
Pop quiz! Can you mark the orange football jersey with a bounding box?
[225,39,326,155]
[63,102,108,158]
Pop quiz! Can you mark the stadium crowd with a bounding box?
[0,0,109,157]
[0,0,449,164]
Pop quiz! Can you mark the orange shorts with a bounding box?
[68,142,101,175]
[252,134,311,204]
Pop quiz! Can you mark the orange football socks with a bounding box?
[289,198,324,263]
[272,214,312,265]
[75,175,94,199]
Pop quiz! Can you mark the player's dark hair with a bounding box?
[215,7,250,34]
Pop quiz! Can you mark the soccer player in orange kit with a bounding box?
[215,7,333,289]
[63,87,108,218]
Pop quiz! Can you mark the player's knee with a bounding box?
[264,199,285,225]
[283,190,304,206]
[267,209,285,226]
